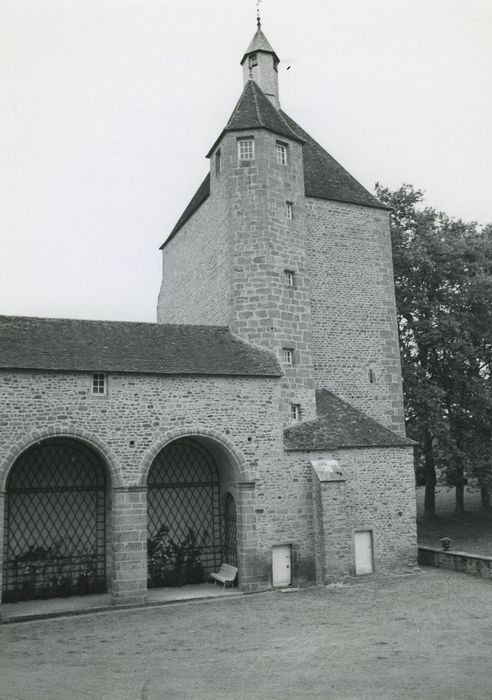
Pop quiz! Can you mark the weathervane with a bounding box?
[256,0,262,28]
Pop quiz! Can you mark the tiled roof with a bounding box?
[283,389,413,451]
[280,112,387,209]
[241,27,279,64]
[0,316,281,377]
[206,81,303,158]
[164,83,386,243]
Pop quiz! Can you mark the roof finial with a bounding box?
[256,0,261,29]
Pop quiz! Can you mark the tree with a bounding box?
[375,184,492,517]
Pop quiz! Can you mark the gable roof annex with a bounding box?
[283,389,413,451]
[0,315,281,378]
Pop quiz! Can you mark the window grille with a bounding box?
[248,53,258,68]
[238,138,254,162]
[147,438,224,586]
[223,493,238,568]
[2,438,107,602]
[286,201,293,219]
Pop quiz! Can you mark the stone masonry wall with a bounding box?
[307,445,417,574]
[0,369,319,598]
[157,185,229,325]
[306,198,405,434]
[221,129,317,425]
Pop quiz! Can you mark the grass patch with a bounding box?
[416,486,492,556]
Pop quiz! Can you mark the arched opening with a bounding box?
[147,436,237,589]
[2,438,107,603]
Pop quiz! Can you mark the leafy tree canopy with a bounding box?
[375,183,492,516]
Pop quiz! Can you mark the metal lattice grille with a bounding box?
[223,492,238,567]
[147,438,221,585]
[2,438,106,603]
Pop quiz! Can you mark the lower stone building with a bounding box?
[0,21,417,616]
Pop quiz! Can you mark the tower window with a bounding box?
[249,53,258,68]
[282,348,294,366]
[369,369,376,384]
[284,269,296,287]
[92,373,106,395]
[286,201,293,219]
[238,138,255,162]
[276,142,288,165]
[215,149,221,175]
[290,404,301,421]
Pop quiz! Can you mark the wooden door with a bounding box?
[272,544,291,587]
[354,530,374,575]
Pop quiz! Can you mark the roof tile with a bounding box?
[0,316,281,378]
[283,389,413,450]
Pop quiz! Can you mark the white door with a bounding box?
[272,545,292,587]
[354,531,374,575]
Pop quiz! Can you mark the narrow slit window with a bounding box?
[286,201,293,219]
[282,348,294,366]
[215,149,221,175]
[92,373,106,395]
[276,142,288,165]
[369,369,376,383]
[290,404,301,421]
[238,138,254,162]
[284,269,295,287]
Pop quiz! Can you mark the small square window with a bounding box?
[238,138,254,162]
[92,372,106,395]
[286,201,293,219]
[284,270,295,287]
[290,404,301,421]
[282,348,294,365]
[248,53,258,68]
[276,142,288,165]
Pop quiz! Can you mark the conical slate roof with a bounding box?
[241,26,279,64]
[164,82,386,245]
[223,80,303,144]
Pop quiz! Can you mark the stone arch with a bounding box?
[138,427,253,487]
[1,434,113,603]
[0,425,123,493]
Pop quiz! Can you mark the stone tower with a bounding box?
[157,22,405,435]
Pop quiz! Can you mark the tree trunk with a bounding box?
[455,482,465,514]
[480,485,490,510]
[423,430,436,518]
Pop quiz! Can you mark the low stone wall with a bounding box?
[418,546,492,579]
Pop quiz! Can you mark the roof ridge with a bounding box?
[0,314,231,331]
[250,81,265,128]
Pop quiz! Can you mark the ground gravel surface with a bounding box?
[1,568,491,699]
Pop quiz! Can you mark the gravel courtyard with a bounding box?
[1,568,491,700]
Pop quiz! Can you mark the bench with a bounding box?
[209,563,238,588]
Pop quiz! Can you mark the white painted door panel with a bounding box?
[272,545,291,586]
[354,531,374,575]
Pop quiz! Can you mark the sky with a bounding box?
[1,0,491,322]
